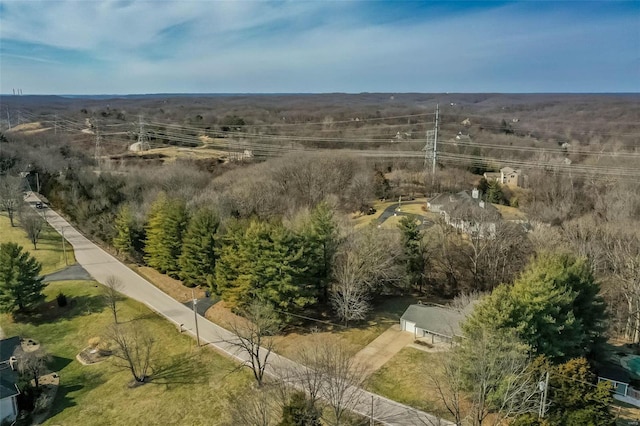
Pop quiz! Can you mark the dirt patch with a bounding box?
[76,346,112,365]
[135,266,205,303]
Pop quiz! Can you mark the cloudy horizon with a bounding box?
[1,1,638,95]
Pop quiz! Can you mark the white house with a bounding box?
[400,304,468,344]
[0,336,21,424]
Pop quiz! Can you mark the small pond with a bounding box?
[621,354,640,377]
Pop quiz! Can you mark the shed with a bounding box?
[0,337,21,424]
[400,304,466,343]
[598,364,630,397]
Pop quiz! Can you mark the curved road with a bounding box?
[27,194,450,426]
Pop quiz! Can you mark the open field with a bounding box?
[1,281,253,426]
[0,213,76,275]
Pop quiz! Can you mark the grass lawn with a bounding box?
[0,213,76,275]
[492,204,527,221]
[1,281,253,426]
[366,347,452,420]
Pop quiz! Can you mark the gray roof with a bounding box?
[597,363,630,384]
[401,304,466,338]
[0,368,19,399]
[428,191,500,221]
[0,337,20,364]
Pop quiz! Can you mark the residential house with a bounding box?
[427,189,500,237]
[0,336,21,423]
[400,303,474,343]
[499,167,524,187]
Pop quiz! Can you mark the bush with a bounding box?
[56,292,67,307]
[88,336,101,349]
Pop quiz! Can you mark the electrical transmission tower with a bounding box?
[137,116,150,151]
[423,104,439,184]
[94,121,102,167]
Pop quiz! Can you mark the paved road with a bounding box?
[42,264,92,282]
[26,194,451,426]
[377,201,433,229]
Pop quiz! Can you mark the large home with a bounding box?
[400,303,474,343]
[427,189,500,237]
[0,336,21,424]
[483,167,525,188]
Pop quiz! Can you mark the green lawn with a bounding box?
[1,281,253,426]
[0,213,76,275]
[366,347,452,420]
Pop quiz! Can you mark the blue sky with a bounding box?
[0,1,638,94]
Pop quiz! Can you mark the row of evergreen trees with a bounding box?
[113,193,338,317]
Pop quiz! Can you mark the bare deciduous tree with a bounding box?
[331,227,402,324]
[224,301,282,387]
[432,329,541,426]
[103,275,123,324]
[225,386,280,426]
[107,322,155,383]
[16,346,51,389]
[19,208,44,250]
[0,175,23,227]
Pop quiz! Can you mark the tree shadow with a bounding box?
[46,383,82,418]
[149,353,208,386]
[14,295,107,325]
[49,355,73,372]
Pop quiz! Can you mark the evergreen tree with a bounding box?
[113,204,135,258]
[464,253,607,362]
[398,216,427,291]
[179,208,219,288]
[0,242,46,313]
[215,220,315,315]
[485,180,504,204]
[144,193,188,277]
[279,392,322,426]
[304,202,339,303]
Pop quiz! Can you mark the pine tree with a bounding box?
[179,208,219,288]
[398,216,427,291]
[464,253,607,362]
[0,242,46,313]
[216,220,315,315]
[144,193,188,277]
[304,202,339,303]
[113,204,135,258]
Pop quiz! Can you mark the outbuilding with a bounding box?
[400,303,466,343]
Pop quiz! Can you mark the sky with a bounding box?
[0,1,638,94]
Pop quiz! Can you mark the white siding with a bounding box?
[401,320,416,334]
[1,396,18,423]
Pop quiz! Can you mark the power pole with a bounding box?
[431,104,439,185]
[192,289,201,347]
[94,121,102,168]
[370,395,375,425]
[137,115,149,151]
[5,108,10,129]
[539,371,550,418]
[61,227,68,266]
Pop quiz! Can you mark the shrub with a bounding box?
[56,292,67,307]
[88,337,101,349]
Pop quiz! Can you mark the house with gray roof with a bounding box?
[427,190,500,237]
[400,303,471,343]
[0,336,21,423]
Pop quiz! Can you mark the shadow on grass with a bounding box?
[150,353,208,386]
[47,383,83,418]
[14,295,107,325]
[50,355,73,372]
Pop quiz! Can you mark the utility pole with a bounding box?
[370,395,374,425]
[539,371,550,418]
[431,104,439,186]
[94,121,102,168]
[61,227,68,266]
[192,289,201,347]
[5,108,11,129]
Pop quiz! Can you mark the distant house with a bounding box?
[400,303,472,343]
[500,167,524,187]
[483,167,525,188]
[0,336,21,424]
[427,189,500,237]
